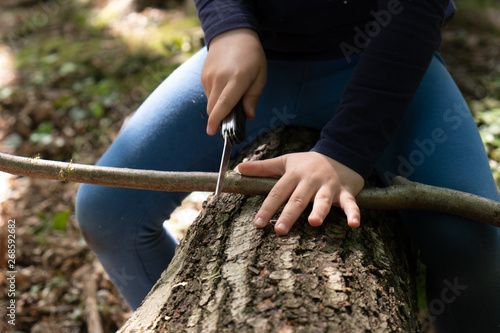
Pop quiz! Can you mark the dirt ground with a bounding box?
[0,0,499,332]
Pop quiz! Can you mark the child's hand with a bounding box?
[201,28,267,136]
[237,152,365,235]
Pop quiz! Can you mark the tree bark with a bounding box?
[118,127,421,332]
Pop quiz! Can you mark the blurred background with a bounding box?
[0,0,499,332]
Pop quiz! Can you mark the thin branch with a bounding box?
[0,152,274,194]
[83,262,103,333]
[356,176,500,227]
[0,152,498,227]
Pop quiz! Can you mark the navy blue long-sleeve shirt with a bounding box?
[194,0,454,180]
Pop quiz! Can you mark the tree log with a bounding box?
[118,128,421,332]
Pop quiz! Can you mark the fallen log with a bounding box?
[118,128,421,332]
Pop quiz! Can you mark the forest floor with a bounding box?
[0,0,499,332]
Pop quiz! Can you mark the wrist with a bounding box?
[209,28,260,48]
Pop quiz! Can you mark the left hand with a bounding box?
[237,152,365,235]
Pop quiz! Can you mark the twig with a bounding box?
[82,262,104,333]
[0,152,498,227]
[0,152,273,194]
[356,176,500,227]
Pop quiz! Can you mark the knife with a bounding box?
[215,100,246,197]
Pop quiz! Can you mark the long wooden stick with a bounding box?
[0,152,499,227]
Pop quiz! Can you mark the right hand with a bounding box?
[201,28,267,136]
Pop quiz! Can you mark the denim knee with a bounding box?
[75,183,133,253]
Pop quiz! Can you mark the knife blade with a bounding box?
[215,101,246,197]
[215,134,232,196]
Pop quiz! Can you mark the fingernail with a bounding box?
[349,217,360,228]
[207,123,219,136]
[247,107,255,119]
[275,222,288,234]
[310,212,323,224]
[255,217,266,228]
[234,165,240,174]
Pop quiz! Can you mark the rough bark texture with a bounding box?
[118,127,420,333]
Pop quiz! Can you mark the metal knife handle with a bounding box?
[221,100,246,144]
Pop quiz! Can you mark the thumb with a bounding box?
[237,156,286,178]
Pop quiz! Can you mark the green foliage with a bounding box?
[47,273,67,289]
[52,210,71,230]
[2,0,202,162]
[455,0,500,10]
[30,121,55,146]
[31,210,71,241]
[473,100,500,186]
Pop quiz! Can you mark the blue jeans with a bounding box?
[75,48,499,331]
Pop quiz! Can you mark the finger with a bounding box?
[237,156,286,178]
[274,182,316,235]
[308,188,334,227]
[254,174,297,230]
[338,191,361,228]
[241,70,266,120]
[242,94,258,119]
[205,81,223,116]
[206,82,247,135]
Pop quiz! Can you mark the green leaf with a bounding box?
[33,121,53,134]
[475,108,500,125]
[89,101,104,118]
[52,210,70,230]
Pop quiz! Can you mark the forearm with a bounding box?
[312,0,450,179]
[193,0,260,47]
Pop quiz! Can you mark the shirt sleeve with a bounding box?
[311,0,451,180]
[193,0,260,46]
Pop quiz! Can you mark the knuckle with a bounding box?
[279,210,295,224]
[289,195,308,209]
[316,193,332,203]
[216,94,232,108]
[314,201,331,214]
[200,68,215,84]
[268,188,283,201]
[341,198,359,212]
[231,67,249,80]
[200,71,209,83]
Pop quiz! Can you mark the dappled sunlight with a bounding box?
[91,0,203,60]
[0,0,205,164]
